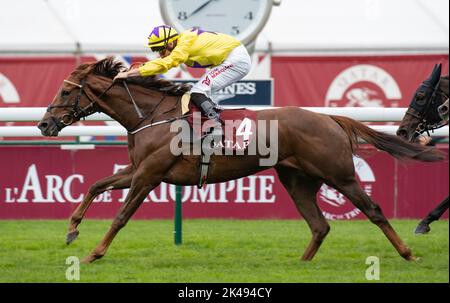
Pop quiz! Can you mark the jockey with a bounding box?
[113,25,252,134]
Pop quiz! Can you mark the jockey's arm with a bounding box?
[113,31,196,81]
[139,31,196,77]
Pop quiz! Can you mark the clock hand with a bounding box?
[188,0,215,18]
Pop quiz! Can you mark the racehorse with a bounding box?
[38,57,444,263]
[397,63,449,234]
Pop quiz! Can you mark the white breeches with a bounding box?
[190,44,252,103]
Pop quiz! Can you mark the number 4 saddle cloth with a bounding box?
[181,93,257,152]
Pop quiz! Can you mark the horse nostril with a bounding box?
[38,122,48,130]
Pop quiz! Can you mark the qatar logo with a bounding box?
[325,64,401,108]
[319,156,375,220]
[0,73,20,104]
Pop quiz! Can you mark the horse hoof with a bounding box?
[414,223,431,235]
[81,256,94,264]
[81,255,102,264]
[81,252,103,264]
[300,255,313,262]
[66,230,79,245]
[407,255,420,262]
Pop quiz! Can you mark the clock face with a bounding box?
[161,0,272,45]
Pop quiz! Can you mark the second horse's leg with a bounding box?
[415,196,449,234]
[66,165,133,244]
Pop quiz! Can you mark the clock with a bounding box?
[159,0,277,47]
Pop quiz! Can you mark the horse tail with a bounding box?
[329,115,445,162]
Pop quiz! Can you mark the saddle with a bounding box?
[181,93,257,188]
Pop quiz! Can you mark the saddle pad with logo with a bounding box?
[182,94,257,151]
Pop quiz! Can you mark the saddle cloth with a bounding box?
[181,93,257,151]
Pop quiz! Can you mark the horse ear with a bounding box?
[436,63,442,77]
[426,64,441,86]
[432,63,442,86]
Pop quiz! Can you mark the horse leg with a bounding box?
[276,166,329,261]
[81,172,157,263]
[333,178,416,261]
[66,165,133,244]
[415,196,449,234]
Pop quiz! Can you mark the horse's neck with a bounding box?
[93,80,181,131]
[125,85,182,120]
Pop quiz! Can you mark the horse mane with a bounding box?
[73,57,191,96]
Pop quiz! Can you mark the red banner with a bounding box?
[272,54,449,107]
[0,56,149,107]
[0,57,75,106]
[0,146,447,220]
[1,55,449,220]
[1,54,448,108]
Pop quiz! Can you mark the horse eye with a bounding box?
[61,114,74,125]
[61,90,71,97]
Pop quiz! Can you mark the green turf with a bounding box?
[0,219,447,282]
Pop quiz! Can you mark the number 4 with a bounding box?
[236,118,253,141]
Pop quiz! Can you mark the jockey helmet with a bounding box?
[147,25,179,49]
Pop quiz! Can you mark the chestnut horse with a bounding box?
[38,58,444,263]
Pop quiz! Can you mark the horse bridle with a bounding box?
[46,79,109,130]
[405,80,449,138]
[46,78,187,134]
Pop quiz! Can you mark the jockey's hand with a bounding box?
[113,71,129,82]
[113,68,141,82]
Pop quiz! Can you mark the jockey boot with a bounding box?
[190,93,223,137]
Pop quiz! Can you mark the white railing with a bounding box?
[0,107,448,137]
[1,106,408,122]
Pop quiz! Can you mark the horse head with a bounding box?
[37,57,190,136]
[37,58,124,136]
[397,64,449,142]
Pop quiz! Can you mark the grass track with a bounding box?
[0,219,447,282]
